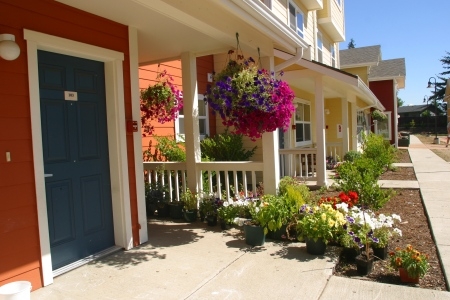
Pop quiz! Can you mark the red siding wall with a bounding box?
[0,0,137,289]
[369,80,395,143]
[139,55,215,155]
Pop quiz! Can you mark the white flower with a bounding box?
[335,202,349,213]
[393,228,402,237]
[392,214,401,222]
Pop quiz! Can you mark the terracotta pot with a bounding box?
[399,268,419,284]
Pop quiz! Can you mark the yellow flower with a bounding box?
[328,219,335,228]
[321,213,327,221]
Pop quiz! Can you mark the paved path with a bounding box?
[31,135,450,299]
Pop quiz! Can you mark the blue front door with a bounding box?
[38,50,115,270]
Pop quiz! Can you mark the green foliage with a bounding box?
[343,150,361,162]
[154,135,186,162]
[217,203,239,225]
[336,157,390,210]
[200,131,256,161]
[278,176,310,204]
[181,188,197,211]
[361,132,396,171]
[409,119,415,129]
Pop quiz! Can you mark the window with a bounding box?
[331,43,336,67]
[317,32,323,63]
[375,112,392,140]
[356,110,367,146]
[288,2,304,38]
[260,0,272,9]
[176,95,209,141]
[295,101,311,146]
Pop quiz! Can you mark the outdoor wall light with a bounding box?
[0,34,20,61]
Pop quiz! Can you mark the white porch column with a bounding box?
[260,56,279,195]
[350,102,357,151]
[341,98,349,155]
[314,76,327,186]
[181,52,201,193]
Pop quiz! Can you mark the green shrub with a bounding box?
[343,150,361,162]
[361,132,395,171]
[200,131,256,161]
[336,157,390,210]
[154,135,186,162]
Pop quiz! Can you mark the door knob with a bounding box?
[44,174,53,178]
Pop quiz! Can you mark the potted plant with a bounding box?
[372,109,387,122]
[389,244,430,283]
[244,198,269,246]
[140,69,183,136]
[199,193,223,226]
[371,213,402,260]
[261,194,291,240]
[204,48,295,141]
[181,188,198,222]
[217,200,239,230]
[297,203,346,255]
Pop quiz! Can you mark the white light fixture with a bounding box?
[0,34,20,61]
[324,109,330,115]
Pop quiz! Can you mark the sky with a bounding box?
[340,1,450,106]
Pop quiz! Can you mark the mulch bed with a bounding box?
[329,149,447,291]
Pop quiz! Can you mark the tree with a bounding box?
[397,95,404,107]
[348,38,356,49]
[426,51,450,112]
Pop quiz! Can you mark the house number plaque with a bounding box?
[64,91,78,101]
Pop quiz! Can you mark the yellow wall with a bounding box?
[325,98,342,144]
[342,66,369,84]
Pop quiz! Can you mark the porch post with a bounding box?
[314,76,327,186]
[181,52,201,193]
[350,102,357,151]
[341,98,349,155]
[260,56,279,195]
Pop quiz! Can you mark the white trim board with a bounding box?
[24,29,133,286]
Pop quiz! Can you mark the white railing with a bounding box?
[279,148,317,180]
[326,142,343,161]
[143,162,187,202]
[197,161,264,200]
[142,161,264,201]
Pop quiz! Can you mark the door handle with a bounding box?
[44,174,53,178]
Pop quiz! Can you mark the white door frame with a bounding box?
[24,29,133,286]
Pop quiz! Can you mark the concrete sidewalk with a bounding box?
[31,135,450,299]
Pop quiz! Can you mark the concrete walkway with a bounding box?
[31,135,450,299]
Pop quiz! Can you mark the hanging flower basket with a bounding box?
[372,109,387,121]
[140,69,183,136]
[204,51,295,141]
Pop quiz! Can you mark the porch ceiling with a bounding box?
[56,0,289,64]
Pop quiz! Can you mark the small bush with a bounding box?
[343,150,361,162]
[200,131,256,161]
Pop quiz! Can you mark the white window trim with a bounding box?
[294,99,312,147]
[375,111,392,140]
[288,1,304,39]
[175,94,209,141]
[331,43,336,67]
[317,31,323,63]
